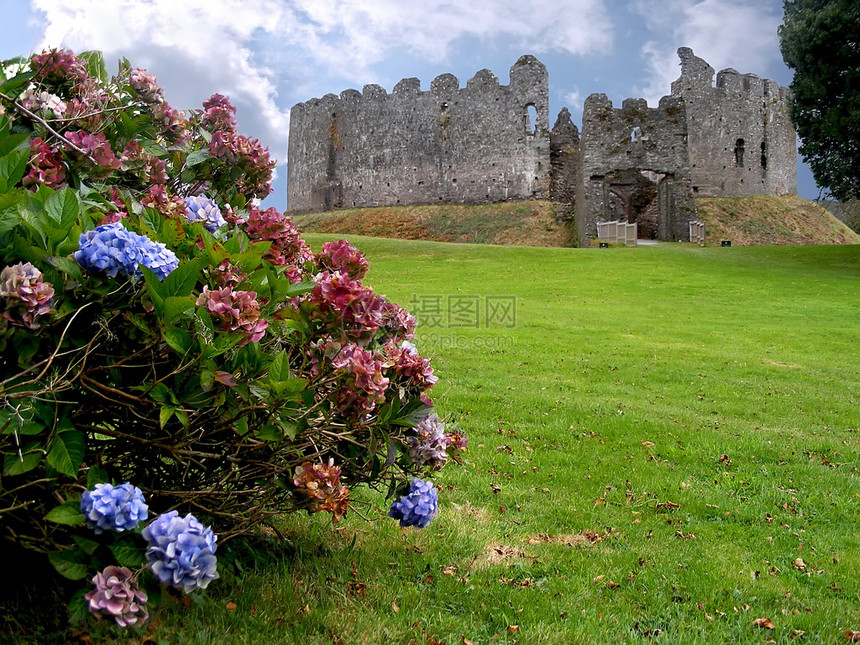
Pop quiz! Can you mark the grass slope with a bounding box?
[292,201,573,247]
[696,195,860,247]
[14,239,859,644]
[293,196,860,249]
[143,239,860,644]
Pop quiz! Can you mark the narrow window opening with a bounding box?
[524,104,538,134]
[734,138,745,167]
[631,126,642,143]
[760,141,767,170]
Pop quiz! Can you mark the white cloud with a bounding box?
[630,0,783,103]
[562,89,583,112]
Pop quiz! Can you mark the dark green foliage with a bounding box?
[779,0,860,200]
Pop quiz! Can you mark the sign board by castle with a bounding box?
[287,48,796,245]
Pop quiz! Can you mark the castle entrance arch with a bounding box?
[604,169,675,240]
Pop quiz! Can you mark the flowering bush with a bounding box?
[0,47,465,628]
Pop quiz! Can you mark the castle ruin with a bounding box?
[287,48,797,245]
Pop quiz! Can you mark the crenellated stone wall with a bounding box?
[287,56,550,213]
[287,48,797,245]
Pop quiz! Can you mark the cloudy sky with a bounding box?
[0,0,817,208]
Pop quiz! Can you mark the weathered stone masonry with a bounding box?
[287,48,797,245]
[287,55,550,212]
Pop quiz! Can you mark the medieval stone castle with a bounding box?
[287,48,797,244]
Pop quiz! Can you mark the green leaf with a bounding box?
[46,430,86,477]
[68,589,90,625]
[255,425,282,442]
[47,255,83,281]
[0,131,29,156]
[164,295,197,324]
[0,148,29,193]
[141,266,165,317]
[86,465,109,488]
[160,405,176,428]
[48,550,89,580]
[139,139,167,158]
[268,351,291,382]
[148,382,174,404]
[2,451,42,475]
[110,541,148,568]
[72,534,100,555]
[389,402,434,428]
[0,69,35,96]
[45,501,85,526]
[44,187,81,230]
[164,326,193,355]
[212,331,245,355]
[139,207,164,237]
[161,258,202,298]
[185,148,210,167]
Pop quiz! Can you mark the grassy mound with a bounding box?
[292,196,860,248]
[291,201,574,247]
[696,195,860,246]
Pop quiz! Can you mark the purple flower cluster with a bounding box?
[315,239,369,280]
[80,482,149,534]
[330,343,389,416]
[196,286,268,346]
[184,195,227,233]
[389,478,438,529]
[407,413,449,469]
[74,222,178,281]
[292,459,350,521]
[310,271,383,344]
[142,511,219,594]
[85,566,149,628]
[0,262,54,330]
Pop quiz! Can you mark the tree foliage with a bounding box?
[779,0,860,201]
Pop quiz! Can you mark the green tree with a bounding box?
[779,0,860,201]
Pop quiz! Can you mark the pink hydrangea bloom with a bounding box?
[244,206,312,268]
[65,130,122,172]
[330,343,389,416]
[379,300,417,341]
[196,286,268,346]
[292,458,350,521]
[315,239,369,280]
[309,271,383,344]
[201,93,238,132]
[209,130,275,198]
[84,566,149,628]
[30,48,87,83]
[382,340,437,389]
[23,138,65,189]
[129,68,164,104]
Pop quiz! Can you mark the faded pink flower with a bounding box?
[330,343,389,416]
[85,566,149,628]
[315,239,369,280]
[309,271,383,344]
[196,286,268,346]
[292,458,350,521]
[0,262,54,329]
[23,138,65,189]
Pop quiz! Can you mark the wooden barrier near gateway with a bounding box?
[689,221,706,246]
[596,221,637,247]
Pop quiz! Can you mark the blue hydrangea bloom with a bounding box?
[74,222,178,281]
[138,238,179,280]
[80,482,149,534]
[142,511,218,593]
[184,195,227,233]
[388,477,438,528]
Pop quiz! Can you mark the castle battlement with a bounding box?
[287,48,797,244]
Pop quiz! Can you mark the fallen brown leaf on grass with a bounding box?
[226,602,237,612]
[846,630,860,642]
[508,625,520,634]
[641,441,655,447]
[753,617,775,630]
[391,602,399,613]
[793,557,806,570]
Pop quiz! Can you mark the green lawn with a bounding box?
[82,240,860,643]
